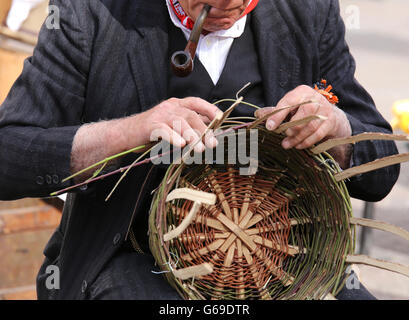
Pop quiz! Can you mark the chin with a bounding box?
[204,18,237,32]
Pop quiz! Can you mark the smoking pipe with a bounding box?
[170,4,211,77]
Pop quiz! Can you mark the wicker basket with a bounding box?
[149,101,409,300]
[51,97,409,300]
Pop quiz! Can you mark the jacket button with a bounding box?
[113,233,121,246]
[52,174,60,184]
[81,280,88,293]
[45,175,52,185]
[36,176,44,185]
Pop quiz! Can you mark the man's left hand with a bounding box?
[255,85,353,168]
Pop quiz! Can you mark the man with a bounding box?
[0,0,399,299]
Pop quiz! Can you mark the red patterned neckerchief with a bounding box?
[168,0,259,30]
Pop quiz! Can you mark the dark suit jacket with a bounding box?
[0,0,400,299]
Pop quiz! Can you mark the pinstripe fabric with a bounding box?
[316,0,400,201]
[87,246,181,300]
[0,0,400,299]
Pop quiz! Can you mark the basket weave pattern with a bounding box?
[149,127,355,300]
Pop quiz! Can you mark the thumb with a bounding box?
[254,107,274,118]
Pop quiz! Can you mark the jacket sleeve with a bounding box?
[317,0,400,202]
[0,0,90,200]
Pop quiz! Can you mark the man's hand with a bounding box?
[70,97,220,180]
[130,97,220,152]
[255,85,353,168]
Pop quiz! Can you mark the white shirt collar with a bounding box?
[166,1,247,39]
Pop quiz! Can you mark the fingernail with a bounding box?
[282,140,291,149]
[205,137,218,148]
[266,120,276,131]
[178,137,187,147]
[194,141,205,153]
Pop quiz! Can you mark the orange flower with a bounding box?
[314,79,339,105]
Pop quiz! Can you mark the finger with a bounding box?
[284,101,324,137]
[266,86,319,131]
[254,107,273,118]
[254,105,292,131]
[150,123,186,148]
[255,97,309,132]
[284,115,324,145]
[183,112,218,149]
[185,111,208,135]
[178,97,221,121]
[282,119,323,149]
[199,115,211,124]
[289,122,330,150]
[169,117,206,153]
[187,112,218,148]
[294,123,329,149]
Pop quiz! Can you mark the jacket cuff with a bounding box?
[344,112,369,181]
[31,126,80,196]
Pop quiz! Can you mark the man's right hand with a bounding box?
[127,97,221,152]
[70,97,221,179]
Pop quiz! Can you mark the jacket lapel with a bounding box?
[127,0,169,111]
[252,0,300,106]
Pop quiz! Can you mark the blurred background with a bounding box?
[0,0,408,299]
[0,0,62,300]
[340,0,409,299]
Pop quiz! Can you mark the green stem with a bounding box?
[62,98,258,184]
[105,146,154,201]
[61,144,148,183]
